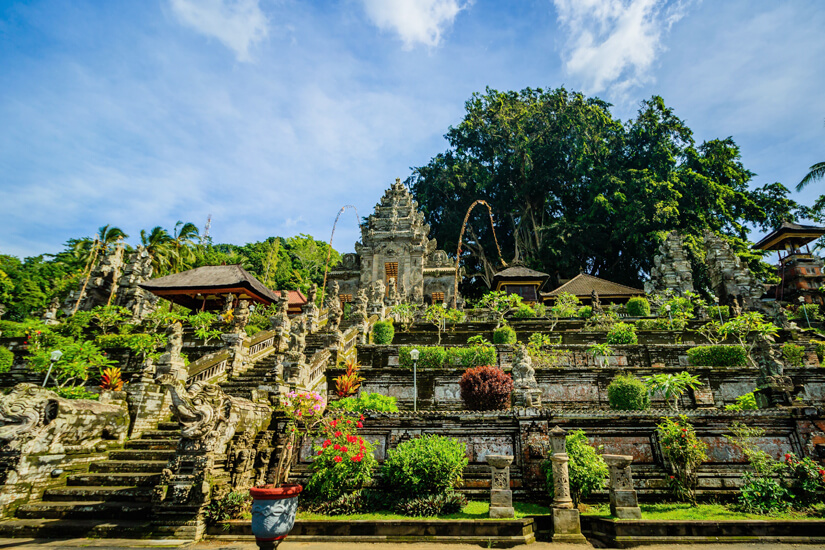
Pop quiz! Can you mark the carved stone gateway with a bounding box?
[603,454,642,519]
[704,230,764,309]
[645,231,695,296]
[486,454,514,518]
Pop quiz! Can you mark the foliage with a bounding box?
[145,309,188,334]
[51,386,99,400]
[548,293,581,329]
[543,430,608,506]
[306,414,377,501]
[794,304,821,322]
[478,291,523,328]
[782,343,806,367]
[27,335,115,388]
[645,372,702,410]
[99,367,123,391]
[334,359,365,398]
[533,303,547,317]
[607,374,650,411]
[389,303,417,332]
[382,435,468,497]
[459,365,513,410]
[527,333,570,368]
[467,335,491,346]
[626,297,651,317]
[576,305,593,319]
[273,390,327,487]
[687,345,748,367]
[371,321,395,345]
[445,345,496,369]
[91,305,131,334]
[784,453,825,509]
[705,305,730,321]
[204,491,251,526]
[95,332,166,359]
[328,392,398,413]
[658,293,701,321]
[399,346,447,369]
[585,310,620,331]
[61,311,95,339]
[724,392,758,411]
[492,326,517,345]
[657,416,708,503]
[513,304,536,318]
[813,340,825,363]
[188,311,222,345]
[0,347,13,374]
[394,491,468,517]
[606,322,638,345]
[587,343,613,366]
[423,304,464,345]
[737,473,792,514]
[635,317,686,331]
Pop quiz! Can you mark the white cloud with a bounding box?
[552,0,691,95]
[169,0,268,61]
[360,0,471,49]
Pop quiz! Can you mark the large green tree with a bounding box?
[409,87,800,294]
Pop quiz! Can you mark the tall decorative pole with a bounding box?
[320,205,359,307]
[452,200,506,309]
[547,426,586,544]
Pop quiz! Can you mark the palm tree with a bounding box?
[140,226,174,275]
[171,221,200,273]
[797,161,825,192]
[98,224,128,253]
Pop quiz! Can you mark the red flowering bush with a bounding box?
[305,414,377,501]
[459,365,513,410]
[657,416,707,503]
[784,452,825,508]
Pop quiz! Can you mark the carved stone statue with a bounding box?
[289,316,307,356]
[511,343,541,407]
[229,431,257,488]
[41,297,60,325]
[0,384,128,455]
[753,332,796,408]
[304,284,320,333]
[386,278,400,307]
[269,292,291,352]
[325,281,343,334]
[220,293,235,322]
[155,322,187,383]
[231,299,251,335]
[590,290,602,314]
[352,289,370,344]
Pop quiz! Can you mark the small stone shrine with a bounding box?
[327,178,459,305]
[485,454,514,518]
[603,455,642,519]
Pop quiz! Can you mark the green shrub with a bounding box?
[95,332,166,358]
[605,322,637,345]
[382,435,468,497]
[459,365,513,410]
[394,491,467,516]
[445,346,496,368]
[306,416,377,501]
[635,317,687,331]
[399,346,447,369]
[781,342,805,367]
[244,325,263,337]
[705,305,730,321]
[738,473,792,514]
[687,345,747,367]
[204,491,251,525]
[542,430,608,506]
[794,304,821,321]
[304,489,386,515]
[657,416,708,503]
[372,321,395,345]
[784,453,825,508]
[50,386,99,400]
[492,326,517,345]
[813,340,825,363]
[577,306,593,319]
[725,392,757,411]
[513,304,536,318]
[607,374,650,411]
[328,392,399,413]
[626,297,651,317]
[0,347,13,374]
[533,303,547,317]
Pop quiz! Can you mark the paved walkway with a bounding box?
[0,539,818,550]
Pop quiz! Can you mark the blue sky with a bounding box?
[1,0,823,259]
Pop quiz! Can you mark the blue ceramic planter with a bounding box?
[249,484,302,549]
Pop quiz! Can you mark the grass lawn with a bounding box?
[297,501,553,521]
[581,502,825,521]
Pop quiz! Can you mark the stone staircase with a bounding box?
[0,422,180,538]
[220,353,280,400]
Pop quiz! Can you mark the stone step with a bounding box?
[157,421,180,431]
[109,449,177,461]
[90,460,169,473]
[16,501,153,520]
[0,519,152,539]
[139,429,180,439]
[67,472,161,487]
[124,439,177,450]
[43,486,154,503]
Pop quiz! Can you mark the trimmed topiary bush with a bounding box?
[459,365,513,410]
[445,345,497,368]
[607,374,650,411]
[382,435,468,497]
[687,345,748,367]
[0,347,13,374]
[626,297,651,317]
[492,326,517,345]
[606,322,637,345]
[328,392,399,413]
[372,320,395,345]
[399,346,447,369]
[513,304,536,318]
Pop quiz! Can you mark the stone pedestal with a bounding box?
[486,454,514,518]
[551,508,587,544]
[548,426,587,544]
[512,388,542,408]
[604,454,642,520]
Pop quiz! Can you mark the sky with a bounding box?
[1,0,823,259]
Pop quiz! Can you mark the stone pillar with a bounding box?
[486,454,514,518]
[548,426,587,544]
[604,455,642,519]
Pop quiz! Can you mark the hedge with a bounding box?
[0,347,13,374]
[493,326,517,345]
[687,345,748,367]
[445,346,497,368]
[606,322,637,345]
[607,374,650,411]
[372,321,395,345]
[399,346,448,369]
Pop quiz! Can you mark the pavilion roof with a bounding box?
[752,221,825,251]
[542,273,644,298]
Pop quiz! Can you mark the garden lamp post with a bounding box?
[713,296,724,324]
[43,349,62,387]
[665,304,673,328]
[410,348,419,412]
[441,300,448,335]
[799,296,811,328]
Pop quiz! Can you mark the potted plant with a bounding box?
[587,343,613,367]
[250,390,326,549]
